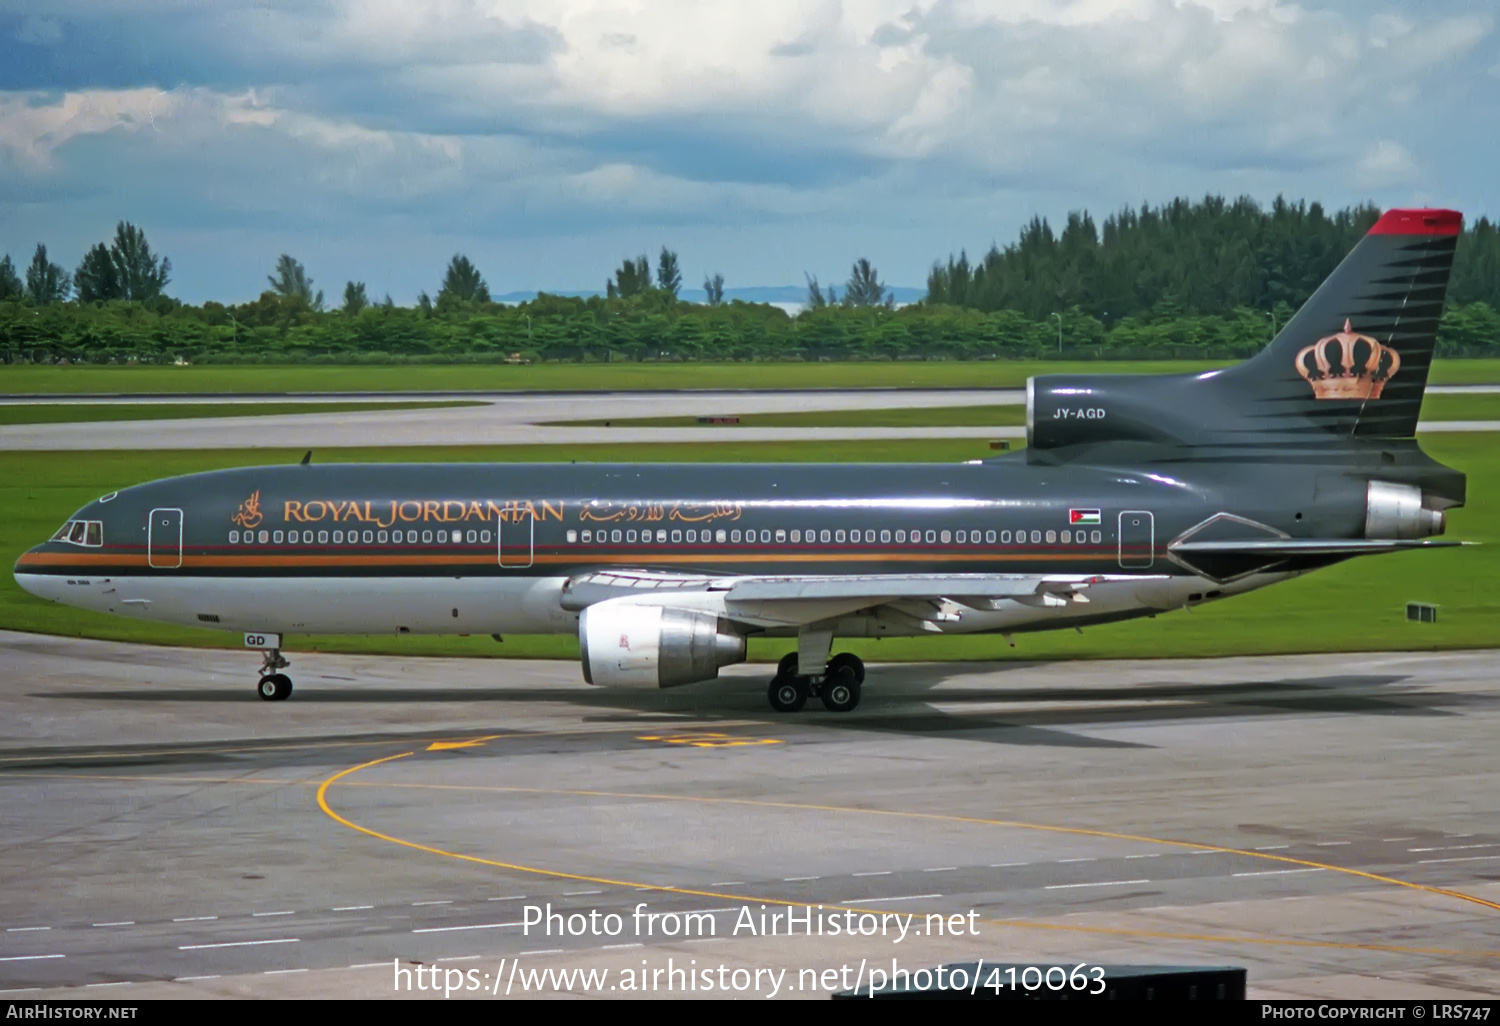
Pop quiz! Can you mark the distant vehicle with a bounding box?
[16,210,1466,712]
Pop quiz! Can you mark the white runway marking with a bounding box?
[252,911,296,917]
[264,968,308,975]
[179,938,299,950]
[92,922,134,927]
[923,867,957,872]
[173,916,218,922]
[521,949,564,956]
[842,894,942,903]
[563,889,604,895]
[5,926,50,932]
[1124,854,1161,859]
[175,975,221,981]
[853,871,892,877]
[1057,858,1096,864]
[1315,841,1350,846]
[84,981,132,987]
[1417,855,1500,864]
[412,921,523,933]
[602,943,643,950]
[1232,868,1326,877]
[1044,879,1151,890]
[332,906,374,911]
[1254,845,1290,850]
[411,900,453,906]
[487,895,527,901]
[0,954,64,961]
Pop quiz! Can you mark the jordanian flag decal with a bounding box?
[1069,509,1101,525]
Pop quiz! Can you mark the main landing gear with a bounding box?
[257,648,293,702]
[767,651,864,713]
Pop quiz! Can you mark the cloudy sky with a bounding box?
[1,0,1496,303]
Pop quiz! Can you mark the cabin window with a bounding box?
[377,530,388,543]
[757,529,767,543]
[986,530,996,543]
[788,529,798,543]
[333,530,343,543]
[244,532,254,545]
[835,529,846,543]
[272,530,283,543]
[925,530,935,543]
[715,529,726,543]
[580,530,590,542]
[1077,532,1087,545]
[624,529,635,543]
[895,529,905,543]
[259,530,269,543]
[775,529,785,543]
[229,530,239,544]
[392,530,402,543]
[1091,530,1102,543]
[956,530,966,543]
[1061,530,1071,543]
[730,530,741,542]
[685,529,695,542]
[466,530,475,543]
[880,530,890,543]
[1000,530,1010,543]
[939,530,950,543]
[1045,530,1056,544]
[359,530,370,543]
[319,531,328,544]
[609,529,620,542]
[1029,530,1039,543]
[819,529,830,543]
[671,529,681,543]
[970,532,981,545]
[418,530,428,543]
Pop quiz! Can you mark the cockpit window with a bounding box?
[52,520,104,548]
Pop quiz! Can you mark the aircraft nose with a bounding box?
[13,545,62,602]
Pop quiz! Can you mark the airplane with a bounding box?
[14,208,1466,713]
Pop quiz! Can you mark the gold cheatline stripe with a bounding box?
[18,550,1109,570]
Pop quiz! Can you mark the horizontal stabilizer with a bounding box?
[1169,538,1465,556]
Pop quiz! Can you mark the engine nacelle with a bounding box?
[579,600,746,689]
[1365,480,1445,539]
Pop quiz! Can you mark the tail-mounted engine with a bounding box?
[1365,480,1445,539]
[579,599,746,689]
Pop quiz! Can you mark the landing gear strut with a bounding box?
[766,651,863,713]
[257,648,293,702]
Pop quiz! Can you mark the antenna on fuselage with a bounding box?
[300,450,312,466]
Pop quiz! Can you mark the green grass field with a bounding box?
[0,400,480,426]
[5,358,1500,395]
[3,435,1494,664]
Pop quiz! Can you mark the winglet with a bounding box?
[300,450,312,466]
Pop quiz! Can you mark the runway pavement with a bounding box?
[1,631,1497,999]
[1,386,1496,449]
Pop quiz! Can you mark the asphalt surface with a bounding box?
[2,631,1497,999]
[1,387,1496,449]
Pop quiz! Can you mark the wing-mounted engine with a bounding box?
[579,598,746,689]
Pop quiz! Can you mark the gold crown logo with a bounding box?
[1295,319,1399,401]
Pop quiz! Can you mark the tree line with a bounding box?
[3,197,1499,365]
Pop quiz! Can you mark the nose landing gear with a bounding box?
[257,648,293,702]
[766,651,863,713]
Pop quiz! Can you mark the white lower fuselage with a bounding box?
[15,569,1286,642]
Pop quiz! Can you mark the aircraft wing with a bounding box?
[1168,538,1465,556]
[562,569,1173,630]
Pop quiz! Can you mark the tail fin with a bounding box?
[1224,208,1461,439]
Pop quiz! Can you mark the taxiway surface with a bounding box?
[1,631,1497,999]
[2,387,1495,449]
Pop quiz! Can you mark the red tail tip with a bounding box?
[1368,208,1462,236]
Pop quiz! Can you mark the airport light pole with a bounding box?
[1052,312,1063,354]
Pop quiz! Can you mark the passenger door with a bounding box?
[148,508,184,569]
[1117,510,1154,568]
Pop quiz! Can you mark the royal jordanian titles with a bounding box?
[14,210,1469,712]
